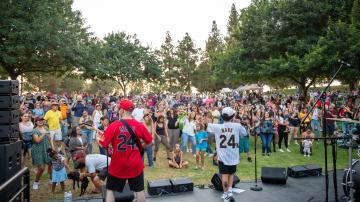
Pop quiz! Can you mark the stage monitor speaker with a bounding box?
[0,141,22,184]
[0,80,19,95]
[101,183,134,202]
[211,173,240,191]
[170,177,193,193]
[0,96,20,109]
[303,164,322,176]
[147,179,172,196]
[0,169,22,202]
[288,166,308,178]
[0,124,19,141]
[0,110,20,125]
[261,167,287,185]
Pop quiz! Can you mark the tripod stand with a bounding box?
[250,132,262,191]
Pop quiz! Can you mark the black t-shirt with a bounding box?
[167,115,179,129]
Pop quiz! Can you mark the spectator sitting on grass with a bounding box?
[169,144,188,169]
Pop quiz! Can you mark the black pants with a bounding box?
[278,131,289,149]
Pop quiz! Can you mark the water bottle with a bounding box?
[64,191,72,202]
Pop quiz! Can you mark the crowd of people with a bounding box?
[18,89,360,199]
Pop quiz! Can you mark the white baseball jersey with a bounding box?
[207,122,247,166]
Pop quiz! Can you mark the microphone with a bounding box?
[338,60,351,67]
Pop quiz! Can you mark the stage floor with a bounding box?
[61,170,349,202]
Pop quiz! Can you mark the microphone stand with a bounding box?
[298,62,345,202]
[250,108,262,191]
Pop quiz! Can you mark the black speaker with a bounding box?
[0,141,22,184]
[0,124,20,141]
[101,183,134,202]
[288,166,308,178]
[0,110,20,124]
[0,96,21,109]
[261,167,287,184]
[211,173,240,191]
[0,80,19,95]
[0,169,22,202]
[170,177,193,193]
[303,164,322,176]
[147,179,172,195]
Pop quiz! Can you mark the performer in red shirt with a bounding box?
[98,100,153,202]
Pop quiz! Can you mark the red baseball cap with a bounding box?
[117,100,135,111]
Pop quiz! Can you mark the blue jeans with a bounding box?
[181,133,196,155]
[311,119,321,138]
[82,129,93,154]
[260,132,273,154]
[342,123,353,144]
[60,122,68,141]
[143,144,154,167]
[99,146,106,155]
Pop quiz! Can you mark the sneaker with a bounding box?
[32,182,39,190]
[279,149,284,153]
[294,142,299,145]
[221,192,228,201]
[267,153,270,157]
[262,153,265,156]
[193,154,196,158]
[247,157,252,162]
[49,180,52,185]
[189,149,192,153]
[208,153,214,157]
[307,155,310,157]
[286,148,291,152]
[304,154,307,157]
[187,148,190,153]
[153,157,156,162]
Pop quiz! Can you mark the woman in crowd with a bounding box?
[260,112,275,156]
[143,113,154,167]
[180,111,197,156]
[288,110,301,145]
[31,117,51,190]
[79,111,93,153]
[153,115,172,161]
[169,144,188,169]
[277,110,291,152]
[68,126,88,157]
[167,108,180,150]
[20,113,34,159]
[32,102,45,118]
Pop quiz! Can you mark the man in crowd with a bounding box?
[44,101,62,151]
[72,95,85,127]
[207,107,247,202]
[74,152,111,194]
[59,99,69,140]
[132,102,145,122]
[98,100,153,202]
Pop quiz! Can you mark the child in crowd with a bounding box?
[47,148,69,194]
[169,144,188,169]
[302,135,312,157]
[195,123,208,170]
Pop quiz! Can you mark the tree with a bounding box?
[157,31,179,92]
[226,3,239,44]
[0,0,90,79]
[94,32,161,96]
[193,21,224,92]
[175,33,199,92]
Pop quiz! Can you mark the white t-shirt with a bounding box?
[312,108,319,120]
[132,108,145,122]
[85,154,111,174]
[207,122,247,166]
[182,119,196,136]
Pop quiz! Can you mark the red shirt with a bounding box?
[100,119,153,179]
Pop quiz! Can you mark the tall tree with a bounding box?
[157,31,178,92]
[0,0,90,79]
[175,33,198,92]
[225,3,239,45]
[193,21,224,92]
[94,32,161,96]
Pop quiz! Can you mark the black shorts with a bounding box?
[106,172,144,192]
[219,161,237,175]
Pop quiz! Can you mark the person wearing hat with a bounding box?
[31,117,51,190]
[207,107,247,202]
[97,100,153,202]
[44,101,63,151]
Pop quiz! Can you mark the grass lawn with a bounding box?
[29,137,355,201]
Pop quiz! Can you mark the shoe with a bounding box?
[49,180,52,185]
[247,157,252,162]
[187,149,190,153]
[279,149,284,153]
[32,182,39,190]
[153,157,156,162]
[267,153,270,157]
[262,153,265,156]
[304,154,307,157]
[193,154,196,158]
[189,149,192,153]
[205,152,209,157]
[208,153,214,157]
[221,192,228,201]
[286,148,291,152]
[295,142,299,145]
[307,155,310,157]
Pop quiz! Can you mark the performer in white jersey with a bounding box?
[207,107,247,202]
